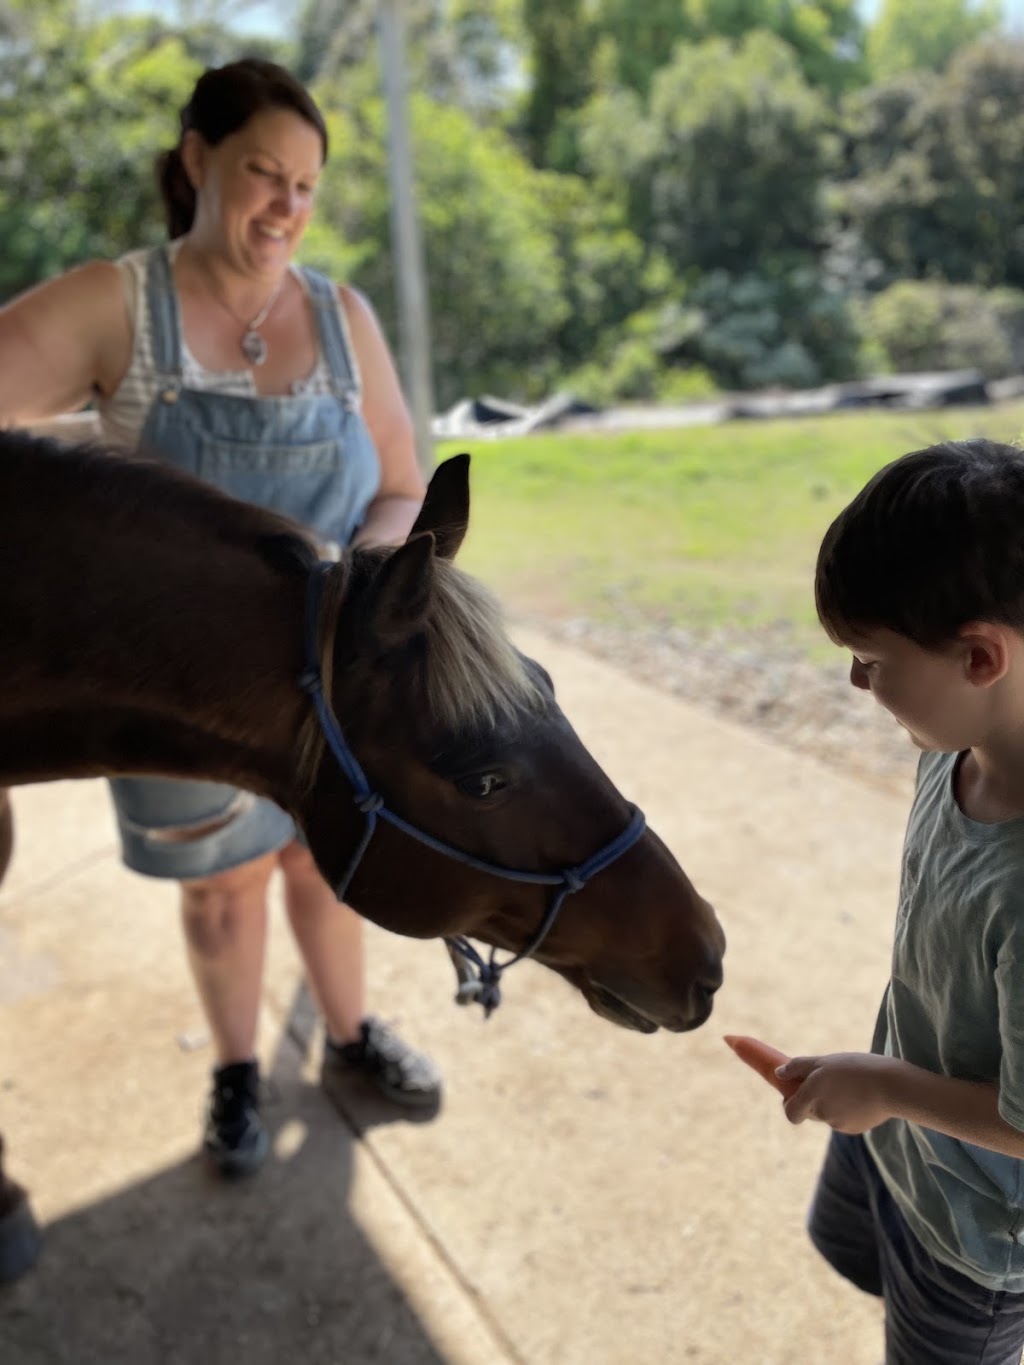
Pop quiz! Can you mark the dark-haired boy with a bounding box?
[781,439,1024,1363]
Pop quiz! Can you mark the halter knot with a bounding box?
[562,869,586,895]
[356,792,384,814]
[476,963,503,1017]
[298,667,322,696]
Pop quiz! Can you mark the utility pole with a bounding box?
[377,0,436,475]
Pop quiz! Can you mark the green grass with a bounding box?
[442,401,1024,660]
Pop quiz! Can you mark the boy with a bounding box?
[779,438,1024,1364]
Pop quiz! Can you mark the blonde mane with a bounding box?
[294,554,545,791]
[424,558,545,733]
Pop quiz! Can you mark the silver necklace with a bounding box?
[205,271,286,367]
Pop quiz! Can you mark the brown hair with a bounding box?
[815,438,1024,648]
[154,58,329,239]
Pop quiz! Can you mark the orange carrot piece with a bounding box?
[723,1034,802,1100]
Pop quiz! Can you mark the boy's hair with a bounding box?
[815,438,1024,647]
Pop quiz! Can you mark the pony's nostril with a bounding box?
[694,976,721,1008]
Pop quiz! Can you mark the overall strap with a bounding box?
[144,245,184,378]
[299,266,361,409]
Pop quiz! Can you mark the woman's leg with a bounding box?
[278,840,441,1109]
[278,840,364,1043]
[180,851,278,1064]
[180,852,278,1177]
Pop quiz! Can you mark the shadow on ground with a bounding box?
[0,985,449,1365]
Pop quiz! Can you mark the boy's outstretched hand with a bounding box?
[777,1052,900,1134]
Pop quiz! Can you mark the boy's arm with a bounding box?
[777,1052,1024,1158]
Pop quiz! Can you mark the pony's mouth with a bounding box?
[588,984,660,1034]
[587,981,716,1034]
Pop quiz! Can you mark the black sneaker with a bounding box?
[323,1017,442,1110]
[203,1060,269,1177]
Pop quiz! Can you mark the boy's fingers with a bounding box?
[783,1091,810,1125]
[777,1054,821,1079]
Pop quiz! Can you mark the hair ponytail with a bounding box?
[154,146,197,240]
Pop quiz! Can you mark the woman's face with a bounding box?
[187,106,324,276]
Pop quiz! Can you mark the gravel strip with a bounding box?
[524,615,919,801]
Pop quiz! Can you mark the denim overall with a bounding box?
[109,246,381,880]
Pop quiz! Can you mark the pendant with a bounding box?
[241,328,268,366]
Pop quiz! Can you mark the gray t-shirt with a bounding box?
[867,748,1024,1290]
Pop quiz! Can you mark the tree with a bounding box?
[295,0,524,123]
[519,0,596,167]
[685,0,866,95]
[839,39,1024,289]
[542,174,662,374]
[865,279,1022,376]
[590,0,691,98]
[306,90,569,406]
[674,265,862,388]
[592,0,866,98]
[0,6,246,298]
[645,33,838,277]
[866,0,1002,81]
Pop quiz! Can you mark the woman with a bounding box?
[0,58,441,1176]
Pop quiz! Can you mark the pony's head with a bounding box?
[295,456,725,1033]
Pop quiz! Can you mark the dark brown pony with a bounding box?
[0,432,725,1280]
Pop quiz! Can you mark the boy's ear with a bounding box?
[959,622,1011,688]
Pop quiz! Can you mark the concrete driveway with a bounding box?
[0,627,904,1363]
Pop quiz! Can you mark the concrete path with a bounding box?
[0,627,908,1363]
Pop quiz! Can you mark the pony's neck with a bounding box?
[0,443,314,804]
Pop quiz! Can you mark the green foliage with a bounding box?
[989,287,1024,370]
[675,267,862,389]
[0,2,256,298]
[591,0,691,97]
[519,0,596,167]
[591,0,866,97]
[657,364,719,402]
[864,279,1023,376]
[568,336,664,404]
[574,74,656,237]
[646,33,838,276]
[295,0,525,120]
[541,174,658,371]
[840,40,1024,290]
[866,0,1002,81]
[685,0,867,94]
[311,90,568,407]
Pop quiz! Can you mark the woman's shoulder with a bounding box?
[295,268,370,315]
[44,252,156,321]
[10,258,129,332]
[331,283,388,350]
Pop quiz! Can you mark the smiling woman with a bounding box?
[0,57,443,1181]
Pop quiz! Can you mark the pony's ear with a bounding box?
[368,532,436,647]
[406,453,470,560]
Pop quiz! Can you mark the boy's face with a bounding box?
[842,626,996,753]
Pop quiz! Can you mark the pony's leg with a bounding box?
[0,788,13,888]
[0,1136,42,1283]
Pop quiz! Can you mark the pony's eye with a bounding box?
[455,771,508,799]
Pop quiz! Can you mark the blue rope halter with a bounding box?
[297,562,647,1016]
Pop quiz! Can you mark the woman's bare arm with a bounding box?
[338,283,426,548]
[0,261,132,426]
